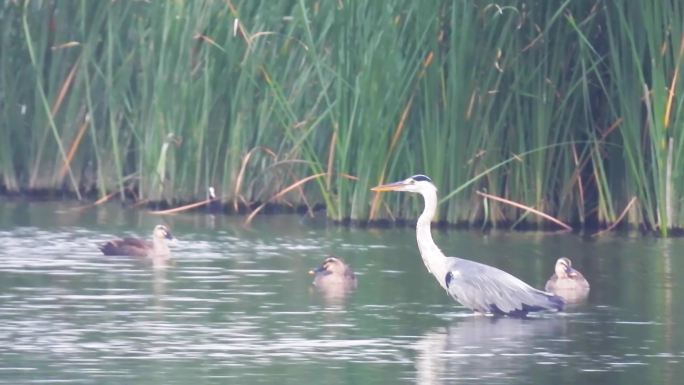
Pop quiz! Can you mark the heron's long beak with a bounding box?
[371,180,407,192]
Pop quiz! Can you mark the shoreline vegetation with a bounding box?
[1,1,683,234]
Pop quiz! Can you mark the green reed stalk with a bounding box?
[21,2,82,198]
[1,1,683,233]
[601,1,684,235]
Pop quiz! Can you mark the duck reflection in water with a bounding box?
[545,257,590,304]
[309,256,357,302]
[415,316,565,384]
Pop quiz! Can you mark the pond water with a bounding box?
[0,201,683,385]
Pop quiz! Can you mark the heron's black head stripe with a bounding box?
[412,174,432,182]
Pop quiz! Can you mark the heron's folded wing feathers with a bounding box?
[444,257,562,315]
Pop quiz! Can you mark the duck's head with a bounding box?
[555,257,577,278]
[309,256,352,277]
[153,225,175,241]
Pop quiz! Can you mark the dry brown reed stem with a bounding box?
[475,190,573,231]
[67,191,118,212]
[664,32,684,129]
[370,49,434,219]
[148,198,215,215]
[591,197,638,237]
[369,93,415,219]
[245,173,326,225]
[28,57,82,194]
[571,143,584,212]
[59,116,89,181]
[52,59,79,116]
[326,131,336,190]
[54,59,81,182]
[234,147,277,211]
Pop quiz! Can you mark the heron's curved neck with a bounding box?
[416,188,447,287]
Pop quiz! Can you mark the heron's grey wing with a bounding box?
[443,257,563,316]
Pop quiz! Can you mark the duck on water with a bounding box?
[99,225,176,266]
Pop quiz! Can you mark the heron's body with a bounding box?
[99,225,175,261]
[372,175,563,317]
[444,257,563,316]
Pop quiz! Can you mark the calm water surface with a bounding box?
[0,202,683,384]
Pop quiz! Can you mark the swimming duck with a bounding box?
[309,256,357,288]
[99,225,175,259]
[545,257,590,298]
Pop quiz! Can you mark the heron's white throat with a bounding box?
[416,187,449,290]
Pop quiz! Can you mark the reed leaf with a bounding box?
[1,0,683,233]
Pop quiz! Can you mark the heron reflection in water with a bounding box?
[415,316,565,384]
[372,175,563,317]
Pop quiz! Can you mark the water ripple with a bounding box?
[0,214,683,385]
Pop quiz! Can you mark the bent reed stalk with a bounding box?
[1,1,683,233]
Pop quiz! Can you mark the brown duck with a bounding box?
[545,257,590,302]
[99,225,175,259]
[309,256,357,288]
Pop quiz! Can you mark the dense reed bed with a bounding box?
[1,1,683,233]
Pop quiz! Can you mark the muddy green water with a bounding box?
[0,202,682,384]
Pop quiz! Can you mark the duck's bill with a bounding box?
[370,180,406,192]
[308,266,325,275]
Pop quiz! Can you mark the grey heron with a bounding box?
[99,224,176,260]
[371,174,563,317]
[309,256,358,288]
[545,257,589,302]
